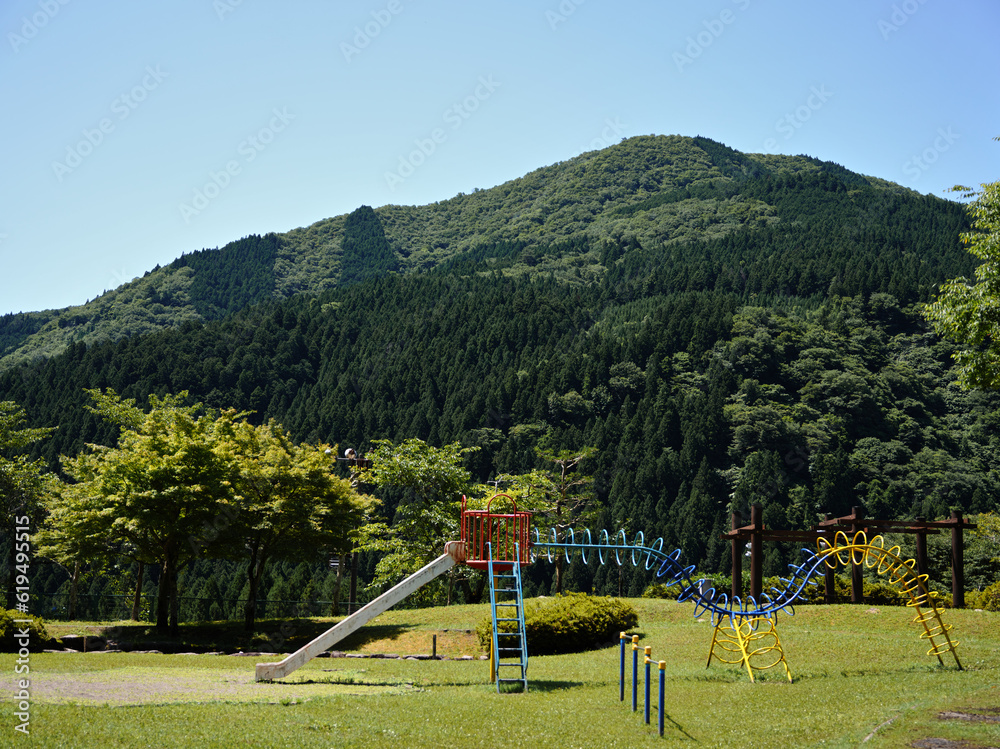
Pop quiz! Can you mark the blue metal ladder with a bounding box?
[487,542,528,692]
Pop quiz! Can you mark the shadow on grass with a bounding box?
[86,618,412,654]
[336,624,410,650]
[518,679,587,692]
[663,714,698,741]
[270,674,409,688]
[790,661,959,682]
[679,671,749,683]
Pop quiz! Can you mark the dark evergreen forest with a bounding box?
[339,205,400,286]
[3,152,997,620]
[171,233,280,319]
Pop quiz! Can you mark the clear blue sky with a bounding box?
[2,0,998,316]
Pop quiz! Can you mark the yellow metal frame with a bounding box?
[815,530,962,669]
[706,614,792,683]
[705,529,962,682]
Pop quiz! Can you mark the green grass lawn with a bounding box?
[3,599,998,748]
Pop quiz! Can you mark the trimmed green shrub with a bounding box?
[0,609,54,652]
[478,593,638,656]
[642,572,733,601]
[641,582,679,600]
[861,578,909,605]
[970,581,1000,611]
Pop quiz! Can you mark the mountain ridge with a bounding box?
[0,135,945,368]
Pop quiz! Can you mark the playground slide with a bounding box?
[255,542,464,681]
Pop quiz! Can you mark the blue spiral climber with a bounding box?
[531,526,821,625]
[531,525,962,681]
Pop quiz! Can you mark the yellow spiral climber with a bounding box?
[814,530,962,669]
[706,614,792,683]
[705,530,962,682]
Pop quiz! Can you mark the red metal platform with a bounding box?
[460,493,532,570]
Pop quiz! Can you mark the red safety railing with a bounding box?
[461,493,532,570]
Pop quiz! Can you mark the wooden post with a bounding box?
[915,517,928,580]
[731,510,743,600]
[823,514,836,604]
[331,553,346,617]
[951,511,965,609]
[849,506,865,604]
[750,504,763,604]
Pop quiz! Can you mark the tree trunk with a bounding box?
[244,568,258,634]
[244,541,267,634]
[68,560,80,620]
[131,561,144,621]
[156,555,174,632]
[245,553,258,633]
[5,521,15,610]
[169,571,179,634]
[554,510,566,595]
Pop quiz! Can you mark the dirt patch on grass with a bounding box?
[909,709,1000,749]
[939,709,1000,724]
[17,666,413,706]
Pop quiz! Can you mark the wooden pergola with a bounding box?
[721,505,976,607]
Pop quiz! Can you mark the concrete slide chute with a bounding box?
[255,542,464,682]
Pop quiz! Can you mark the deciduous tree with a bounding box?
[924,157,1000,389]
[1,401,53,609]
[40,390,232,633]
[212,417,371,632]
[354,438,477,602]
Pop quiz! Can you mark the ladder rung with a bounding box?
[489,562,526,694]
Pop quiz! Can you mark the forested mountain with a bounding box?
[0,135,950,368]
[3,134,997,613]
